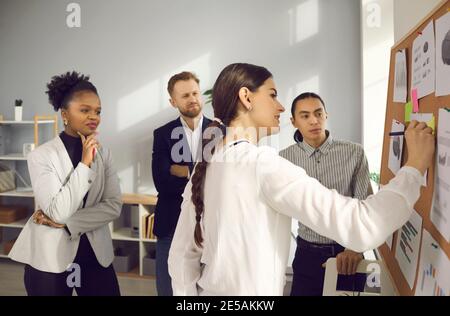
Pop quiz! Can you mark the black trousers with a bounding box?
[290,237,366,296]
[24,235,121,296]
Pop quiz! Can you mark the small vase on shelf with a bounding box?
[14,99,23,121]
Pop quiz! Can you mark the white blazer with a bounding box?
[9,136,122,273]
[168,142,423,296]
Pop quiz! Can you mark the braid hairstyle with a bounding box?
[191,63,273,247]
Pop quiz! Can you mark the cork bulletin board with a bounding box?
[378,0,450,296]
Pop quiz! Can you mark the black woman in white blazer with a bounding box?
[9,71,122,296]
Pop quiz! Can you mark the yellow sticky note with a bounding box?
[427,115,435,133]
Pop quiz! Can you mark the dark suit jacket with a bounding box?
[152,116,212,238]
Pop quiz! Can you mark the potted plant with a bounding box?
[14,99,23,121]
[203,89,213,105]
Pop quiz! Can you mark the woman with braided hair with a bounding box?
[168,63,435,296]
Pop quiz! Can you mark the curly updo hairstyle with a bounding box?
[46,71,98,112]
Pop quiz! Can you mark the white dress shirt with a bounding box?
[180,115,204,162]
[168,140,423,296]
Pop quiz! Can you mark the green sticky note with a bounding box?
[405,102,413,122]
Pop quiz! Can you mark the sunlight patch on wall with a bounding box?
[289,0,319,45]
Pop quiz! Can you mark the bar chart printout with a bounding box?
[415,230,450,296]
[395,209,423,289]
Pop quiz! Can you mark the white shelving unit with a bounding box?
[0,189,34,198]
[0,115,58,259]
[0,190,158,279]
[111,193,157,278]
[0,154,27,161]
[142,238,157,243]
[0,117,157,279]
[0,115,58,147]
[0,218,29,228]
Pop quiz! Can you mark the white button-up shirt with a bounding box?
[168,141,423,296]
[180,115,203,162]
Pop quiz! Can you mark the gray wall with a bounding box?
[394,0,441,42]
[0,0,362,194]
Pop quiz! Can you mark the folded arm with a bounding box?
[28,151,96,224]
[65,149,122,238]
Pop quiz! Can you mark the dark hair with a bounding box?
[291,92,326,143]
[46,71,98,112]
[167,71,200,96]
[191,63,272,247]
